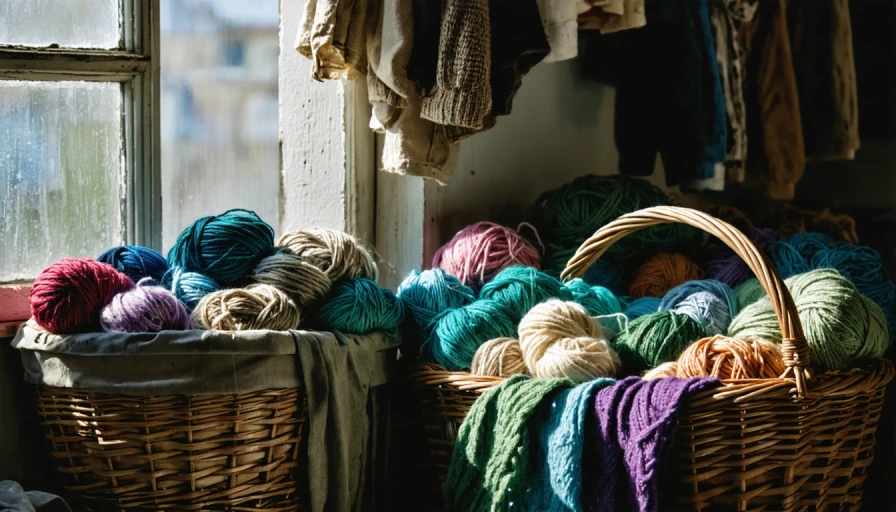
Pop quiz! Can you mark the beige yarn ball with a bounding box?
[643,362,680,380]
[192,284,301,331]
[277,229,378,282]
[518,299,622,383]
[252,251,332,307]
[471,337,528,377]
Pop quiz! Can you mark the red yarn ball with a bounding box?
[29,258,134,334]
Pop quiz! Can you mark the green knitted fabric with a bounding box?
[445,375,571,511]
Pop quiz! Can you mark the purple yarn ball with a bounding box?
[704,228,777,288]
[100,279,190,333]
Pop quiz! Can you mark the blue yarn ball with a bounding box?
[397,269,475,333]
[582,259,628,296]
[98,246,169,283]
[765,232,838,279]
[164,266,220,312]
[659,279,738,318]
[167,209,274,285]
[424,299,517,371]
[563,278,622,317]
[316,278,405,335]
[669,291,731,336]
[479,266,571,321]
[623,297,661,319]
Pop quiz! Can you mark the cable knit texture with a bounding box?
[421,0,492,130]
[445,375,571,511]
[523,379,615,511]
[587,376,720,512]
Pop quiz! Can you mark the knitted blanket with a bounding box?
[445,374,571,511]
[524,378,616,511]
[587,376,720,512]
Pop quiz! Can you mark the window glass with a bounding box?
[0,0,119,49]
[161,0,280,251]
[0,81,123,282]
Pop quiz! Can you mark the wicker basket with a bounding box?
[411,206,895,511]
[36,388,305,511]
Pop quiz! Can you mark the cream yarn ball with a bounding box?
[518,299,621,382]
[471,337,528,377]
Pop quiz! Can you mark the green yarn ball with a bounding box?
[614,311,707,372]
[478,266,571,321]
[425,299,518,371]
[734,279,766,310]
[316,278,405,335]
[727,269,888,371]
[563,278,622,317]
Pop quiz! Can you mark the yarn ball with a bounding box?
[397,269,475,332]
[623,297,661,319]
[252,250,332,307]
[192,283,300,331]
[660,279,738,317]
[277,228,378,282]
[30,258,134,334]
[614,311,707,371]
[526,174,695,270]
[643,362,680,380]
[734,279,766,310]
[100,279,190,333]
[728,269,889,371]
[518,300,621,382]
[426,299,517,371]
[470,337,528,377]
[478,265,570,320]
[563,278,622,317]
[764,232,837,279]
[316,278,404,335]
[676,335,785,379]
[669,292,732,337]
[432,222,542,288]
[582,259,629,296]
[167,209,275,285]
[97,246,169,283]
[629,253,702,298]
[703,228,777,287]
[165,267,220,312]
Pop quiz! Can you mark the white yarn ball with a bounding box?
[518,299,622,383]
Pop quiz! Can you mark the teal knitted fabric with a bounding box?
[445,375,571,511]
[523,378,616,511]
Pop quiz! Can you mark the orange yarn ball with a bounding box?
[675,335,785,380]
[628,253,702,298]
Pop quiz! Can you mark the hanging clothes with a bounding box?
[582,0,647,34]
[296,0,371,80]
[787,0,859,161]
[539,0,580,62]
[741,0,805,200]
[366,0,415,109]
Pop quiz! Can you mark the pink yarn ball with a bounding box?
[432,222,542,288]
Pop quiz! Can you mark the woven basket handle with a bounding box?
[560,206,811,396]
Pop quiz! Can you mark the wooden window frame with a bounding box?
[0,0,160,325]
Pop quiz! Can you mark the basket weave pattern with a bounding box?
[412,206,895,511]
[37,387,305,511]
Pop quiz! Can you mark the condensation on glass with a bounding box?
[161,0,280,251]
[0,81,123,282]
[0,0,119,49]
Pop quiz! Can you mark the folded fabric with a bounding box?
[0,481,71,512]
[587,376,721,512]
[524,378,616,511]
[445,375,571,511]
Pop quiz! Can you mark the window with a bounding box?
[0,0,155,283]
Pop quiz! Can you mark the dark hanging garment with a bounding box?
[849,0,896,140]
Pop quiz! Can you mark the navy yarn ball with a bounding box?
[98,246,169,283]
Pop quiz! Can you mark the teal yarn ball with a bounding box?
[728,269,889,371]
[397,269,476,333]
[425,299,518,371]
[582,259,629,296]
[734,279,766,310]
[167,209,275,285]
[563,278,622,317]
[623,297,661,319]
[614,311,707,371]
[164,266,220,312]
[316,278,404,335]
[659,279,737,335]
[765,232,837,278]
[478,266,571,321]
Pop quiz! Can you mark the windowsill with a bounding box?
[0,283,31,323]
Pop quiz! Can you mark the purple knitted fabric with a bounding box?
[587,376,720,512]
